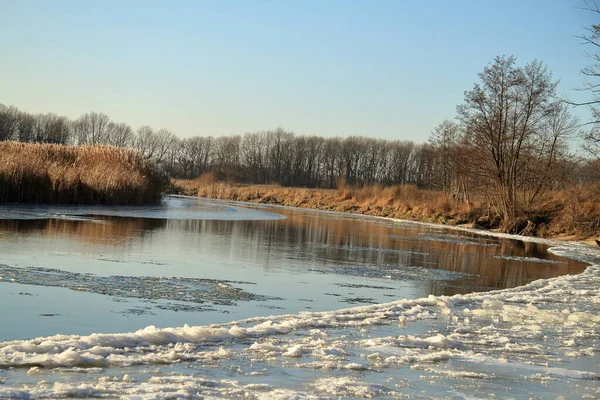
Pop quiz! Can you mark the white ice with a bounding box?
[0,230,599,399]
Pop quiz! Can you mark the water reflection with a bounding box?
[166,210,585,295]
[0,199,586,298]
[0,218,165,245]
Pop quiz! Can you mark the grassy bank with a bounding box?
[175,177,600,241]
[0,142,168,205]
[176,178,479,224]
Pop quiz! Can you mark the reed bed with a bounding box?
[0,142,168,205]
[176,176,480,225]
[175,175,600,240]
[540,184,600,239]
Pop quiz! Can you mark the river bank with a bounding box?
[174,179,600,244]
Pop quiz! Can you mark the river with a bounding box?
[0,196,597,399]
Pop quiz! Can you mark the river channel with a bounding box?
[0,196,597,399]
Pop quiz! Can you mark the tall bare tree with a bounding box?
[15,111,36,143]
[174,139,191,178]
[134,126,158,159]
[457,56,574,219]
[429,120,459,191]
[240,132,267,183]
[0,104,19,141]
[154,129,176,164]
[213,136,240,180]
[188,136,214,176]
[107,122,134,147]
[72,112,113,145]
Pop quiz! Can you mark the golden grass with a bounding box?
[175,175,600,240]
[0,142,168,205]
[175,176,480,225]
[540,184,600,238]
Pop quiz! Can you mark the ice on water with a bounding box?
[0,239,598,399]
[0,199,597,398]
[0,196,285,222]
[0,265,278,313]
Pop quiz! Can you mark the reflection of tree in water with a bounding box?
[165,208,587,296]
[1,207,587,297]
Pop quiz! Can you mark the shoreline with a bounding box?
[205,194,600,254]
[171,179,600,248]
[1,213,597,397]
[2,194,598,398]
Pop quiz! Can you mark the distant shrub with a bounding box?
[0,142,169,205]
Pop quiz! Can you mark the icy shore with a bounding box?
[0,235,598,399]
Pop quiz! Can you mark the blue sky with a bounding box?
[0,0,596,142]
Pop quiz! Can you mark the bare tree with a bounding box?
[33,113,71,144]
[213,136,240,180]
[457,56,574,219]
[107,122,134,147]
[134,126,158,159]
[240,132,267,183]
[386,140,415,185]
[164,136,181,175]
[429,120,459,191]
[15,111,36,143]
[303,135,324,187]
[72,112,113,145]
[187,136,213,176]
[339,136,363,185]
[175,138,196,178]
[154,129,176,164]
[551,1,600,162]
[571,2,600,156]
[321,138,341,188]
[265,128,293,184]
[521,103,578,207]
[0,104,19,141]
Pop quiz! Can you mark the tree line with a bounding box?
[0,105,444,188]
[2,52,600,223]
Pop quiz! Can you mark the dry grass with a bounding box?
[175,175,481,225]
[494,184,600,239]
[175,175,600,240]
[0,142,168,205]
[540,184,600,239]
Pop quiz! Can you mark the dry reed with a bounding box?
[175,175,600,240]
[0,142,168,205]
[175,176,480,225]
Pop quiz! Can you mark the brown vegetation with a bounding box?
[176,176,481,224]
[0,142,168,205]
[175,176,600,240]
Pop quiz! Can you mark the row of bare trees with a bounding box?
[0,106,177,162]
[0,106,71,144]
[0,104,442,188]
[0,107,179,159]
[2,51,599,221]
[169,131,437,188]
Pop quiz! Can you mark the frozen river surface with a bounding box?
[0,196,597,399]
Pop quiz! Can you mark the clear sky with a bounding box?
[0,0,597,142]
